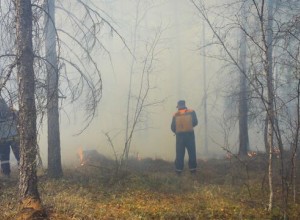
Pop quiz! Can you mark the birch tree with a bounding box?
[261,0,275,211]
[190,0,299,214]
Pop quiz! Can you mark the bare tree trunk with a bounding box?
[267,122,274,211]
[191,0,299,214]
[123,0,140,163]
[202,20,208,155]
[45,0,63,178]
[266,0,275,211]
[274,104,289,216]
[292,79,300,203]
[15,0,45,218]
[264,114,269,153]
[238,0,249,157]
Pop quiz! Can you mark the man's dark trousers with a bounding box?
[0,142,11,176]
[175,132,197,173]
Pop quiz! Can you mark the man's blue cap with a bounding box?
[177,100,186,109]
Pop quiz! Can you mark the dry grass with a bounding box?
[1,157,300,219]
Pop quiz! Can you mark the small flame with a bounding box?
[137,152,141,161]
[273,147,280,158]
[225,152,232,160]
[77,147,84,166]
[248,151,257,158]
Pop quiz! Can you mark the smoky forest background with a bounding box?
[0,0,300,219]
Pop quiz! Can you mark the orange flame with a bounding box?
[247,151,257,158]
[225,152,232,160]
[137,152,142,161]
[77,147,84,166]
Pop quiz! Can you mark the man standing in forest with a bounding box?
[171,100,198,175]
[0,98,19,177]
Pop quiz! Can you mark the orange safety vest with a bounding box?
[174,109,194,133]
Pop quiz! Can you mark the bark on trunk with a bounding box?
[15,0,46,218]
[45,0,63,178]
[238,0,249,157]
[266,0,275,212]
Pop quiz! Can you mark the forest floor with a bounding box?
[1,155,300,219]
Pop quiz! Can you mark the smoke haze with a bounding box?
[37,0,262,166]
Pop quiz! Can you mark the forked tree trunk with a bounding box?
[15,0,45,218]
[45,0,63,178]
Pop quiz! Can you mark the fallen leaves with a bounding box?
[1,158,300,219]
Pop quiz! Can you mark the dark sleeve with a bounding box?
[192,111,198,127]
[0,98,10,120]
[171,116,176,133]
